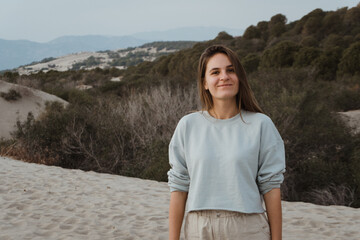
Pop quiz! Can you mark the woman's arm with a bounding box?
[169,191,188,240]
[263,188,282,240]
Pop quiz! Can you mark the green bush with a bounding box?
[0,89,22,101]
[300,36,318,47]
[243,25,261,39]
[338,42,360,76]
[293,47,321,67]
[241,53,260,73]
[260,41,300,68]
[313,47,342,80]
[333,87,360,111]
[214,31,234,40]
[269,14,287,37]
[322,34,346,49]
[139,140,170,181]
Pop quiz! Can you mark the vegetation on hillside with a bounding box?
[1,4,360,207]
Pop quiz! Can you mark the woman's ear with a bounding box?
[204,79,208,90]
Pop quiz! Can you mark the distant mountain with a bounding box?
[0,36,146,71]
[0,26,243,71]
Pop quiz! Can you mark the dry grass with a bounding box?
[307,184,355,206]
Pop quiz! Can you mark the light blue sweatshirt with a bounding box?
[167,110,286,213]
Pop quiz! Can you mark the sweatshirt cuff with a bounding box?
[167,169,190,192]
[258,173,284,195]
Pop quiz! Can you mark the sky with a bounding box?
[0,0,359,43]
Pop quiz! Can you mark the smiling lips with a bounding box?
[218,84,232,87]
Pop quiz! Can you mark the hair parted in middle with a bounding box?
[197,45,264,116]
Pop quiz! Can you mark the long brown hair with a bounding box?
[197,45,264,118]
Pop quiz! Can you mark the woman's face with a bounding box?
[204,53,239,103]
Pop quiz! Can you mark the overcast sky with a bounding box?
[0,0,359,42]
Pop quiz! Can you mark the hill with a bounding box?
[0,80,68,140]
[15,41,196,75]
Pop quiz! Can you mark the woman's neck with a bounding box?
[209,99,239,119]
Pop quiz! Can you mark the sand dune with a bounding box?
[0,80,68,140]
[0,156,359,240]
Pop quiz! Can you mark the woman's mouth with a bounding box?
[218,84,232,87]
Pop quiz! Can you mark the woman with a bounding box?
[167,45,286,240]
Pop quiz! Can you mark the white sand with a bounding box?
[1,156,359,240]
[337,109,360,135]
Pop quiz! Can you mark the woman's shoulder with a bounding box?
[178,110,204,124]
[243,110,282,141]
[242,110,273,124]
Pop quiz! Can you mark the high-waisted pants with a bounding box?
[184,210,270,240]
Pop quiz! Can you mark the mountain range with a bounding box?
[0,26,243,71]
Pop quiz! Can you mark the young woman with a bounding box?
[167,45,286,240]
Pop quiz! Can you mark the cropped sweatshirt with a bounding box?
[167,110,286,213]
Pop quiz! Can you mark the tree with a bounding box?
[257,21,269,41]
[338,42,360,76]
[322,34,346,50]
[302,17,322,36]
[300,36,318,47]
[294,47,321,67]
[215,31,234,40]
[269,14,287,37]
[243,25,261,39]
[241,53,260,73]
[344,5,360,27]
[260,41,300,68]
[313,47,342,80]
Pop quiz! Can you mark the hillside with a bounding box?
[15,41,196,75]
[0,80,68,139]
[1,4,360,208]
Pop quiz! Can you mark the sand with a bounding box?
[1,156,359,240]
[0,80,68,140]
[337,109,360,135]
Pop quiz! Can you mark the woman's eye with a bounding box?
[227,68,235,72]
[211,71,219,75]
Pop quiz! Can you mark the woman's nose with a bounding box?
[219,71,229,80]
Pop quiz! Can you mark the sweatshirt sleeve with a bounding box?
[256,116,286,195]
[167,119,190,192]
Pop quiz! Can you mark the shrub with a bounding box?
[267,14,287,38]
[260,41,300,68]
[241,53,260,73]
[313,47,342,80]
[300,36,318,47]
[322,34,346,49]
[333,87,360,111]
[306,184,355,206]
[3,72,19,83]
[215,31,234,40]
[338,42,360,76]
[302,16,322,36]
[293,47,321,67]
[0,89,22,101]
[243,25,261,39]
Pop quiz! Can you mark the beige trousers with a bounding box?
[184,210,270,240]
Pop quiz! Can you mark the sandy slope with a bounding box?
[337,109,360,135]
[0,156,359,240]
[0,80,68,140]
